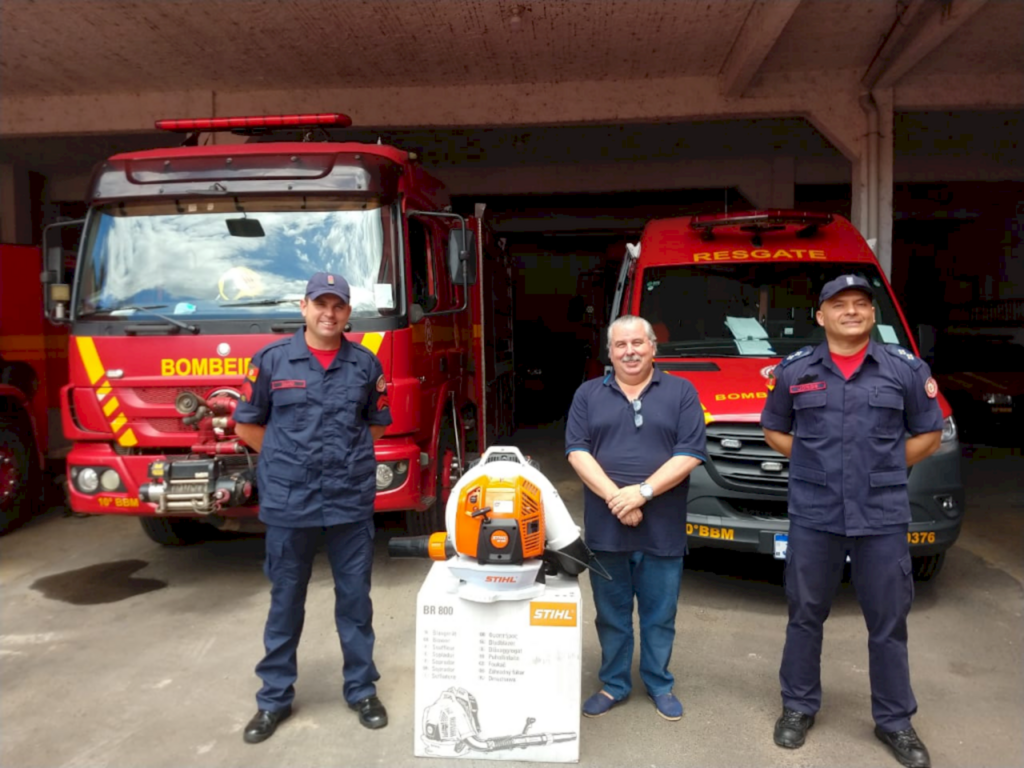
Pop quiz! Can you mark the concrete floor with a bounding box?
[1,426,1021,768]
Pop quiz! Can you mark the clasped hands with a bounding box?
[606,484,646,527]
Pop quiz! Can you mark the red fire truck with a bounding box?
[608,210,964,581]
[1,244,69,533]
[41,114,515,545]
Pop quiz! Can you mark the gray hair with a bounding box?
[607,315,658,356]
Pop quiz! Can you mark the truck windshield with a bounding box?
[639,262,911,357]
[74,198,399,322]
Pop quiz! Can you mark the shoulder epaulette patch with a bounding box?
[778,346,813,369]
[885,344,922,369]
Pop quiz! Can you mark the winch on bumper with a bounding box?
[139,457,254,515]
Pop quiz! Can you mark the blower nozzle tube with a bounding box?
[388,533,456,561]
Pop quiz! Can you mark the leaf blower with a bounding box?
[388,445,606,602]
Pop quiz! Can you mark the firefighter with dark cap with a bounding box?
[761,274,943,768]
[234,272,392,743]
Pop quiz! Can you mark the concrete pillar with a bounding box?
[0,165,34,244]
[876,89,895,281]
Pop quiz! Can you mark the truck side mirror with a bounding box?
[409,303,426,324]
[41,221,80,323]
[448,229,477,286]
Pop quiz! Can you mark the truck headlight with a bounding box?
[982,393,1012,406]
[100,469,122,491]
[376,464,394,490]
[77,467,100,493]
[941,416,957,443]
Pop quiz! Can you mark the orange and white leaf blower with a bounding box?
[388,446,603,602]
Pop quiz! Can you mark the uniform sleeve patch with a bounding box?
[925,377,938,399]
[778,346,813,369]
[376,374,386,392]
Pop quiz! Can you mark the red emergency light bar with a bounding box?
[155,113,353,133]
[689,210,834,231]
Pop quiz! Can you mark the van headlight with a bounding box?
[941,416,957,443]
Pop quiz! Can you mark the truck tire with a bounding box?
[912,552,946,582]
[0,417,38,536]
[405,422,459,537]
[138,516,207,546]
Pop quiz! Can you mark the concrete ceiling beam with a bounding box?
[862,0,989,90]
[719,0,803,98]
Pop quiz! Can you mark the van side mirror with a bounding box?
[448,229,477,286]
[917,324,937,362]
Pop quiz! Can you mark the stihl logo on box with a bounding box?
[484,575,518,583]
[530,602,578,627]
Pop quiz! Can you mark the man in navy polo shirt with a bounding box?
[565,315,706,721]
[761,275,943,768]
[234,272,392,744]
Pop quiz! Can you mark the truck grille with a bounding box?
[705,422,789,495]
[130,387,202,405]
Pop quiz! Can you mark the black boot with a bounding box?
[773,707,815,749]
[875,725,931,768]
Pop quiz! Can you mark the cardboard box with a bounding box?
[413,561,582,763]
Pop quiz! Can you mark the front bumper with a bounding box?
[685,438,965,557]
[66,436,427,516]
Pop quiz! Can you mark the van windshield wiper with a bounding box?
[80,305,199,334]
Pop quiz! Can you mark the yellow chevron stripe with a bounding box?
[97,383,112,398]
[110,414,127,432]
[75,337,106,385]
[102,396,120,417]
[119,429,138,447]
[701,402,714,425]
[361,332,384,355]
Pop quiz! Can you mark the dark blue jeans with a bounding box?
[256,520,379,711]
[590,551,684,700]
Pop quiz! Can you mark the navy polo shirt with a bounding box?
[234,329,392,528]
[761,340,943,537]
[565,366,707,557]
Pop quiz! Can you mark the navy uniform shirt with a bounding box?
[565,366,707,557]
[761,340,943,537]
[234,329,392,527]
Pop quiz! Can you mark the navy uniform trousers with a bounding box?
[781,522,917,732]
[255,520,379,711]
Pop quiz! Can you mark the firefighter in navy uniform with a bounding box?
[234,272,392,744]
[761,275,943,768]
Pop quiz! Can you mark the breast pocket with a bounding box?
[270,386,308,430]
[868,390,904,437]
[793,391,828,438]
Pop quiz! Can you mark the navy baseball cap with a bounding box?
[305,272,350,303]
[819,274,874,306]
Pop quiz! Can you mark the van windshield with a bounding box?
[639,263,910,357]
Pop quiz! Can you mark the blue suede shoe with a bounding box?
[582,690,626,718]
[649,692,683,721]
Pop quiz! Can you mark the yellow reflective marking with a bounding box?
[118,429,138,447]
[75,337,106,385]
[110,414,127,432]
[97,383,112,398]
[701,402,714,424]
[102,396,120,417]
[361,332,384,355]
[473,324,481,338]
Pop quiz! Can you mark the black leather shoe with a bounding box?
[349,695,388,729]
[774,707,815,749]
[875,725,931,768]
[243,706,292,744]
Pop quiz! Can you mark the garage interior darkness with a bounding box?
[3,111,1020,426]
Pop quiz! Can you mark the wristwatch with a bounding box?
[639,482,654,501]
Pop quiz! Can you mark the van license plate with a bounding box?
[773,534,788,559]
